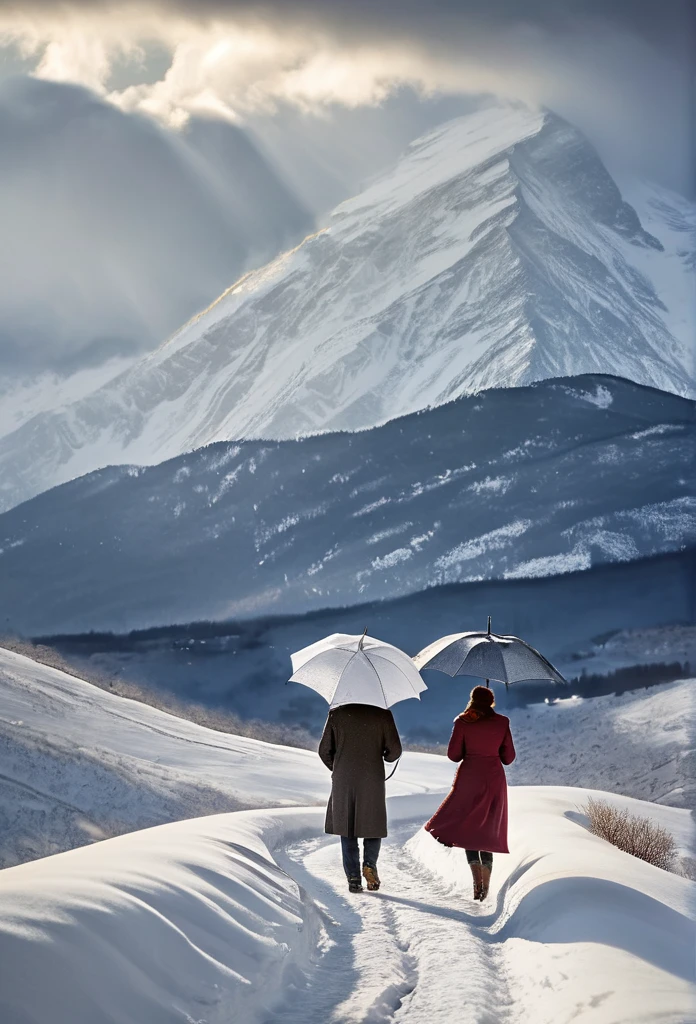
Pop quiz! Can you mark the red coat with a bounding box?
[425,711,516,853]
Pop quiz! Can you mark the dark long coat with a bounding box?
[425,711,516,853]
[318,704,402,839]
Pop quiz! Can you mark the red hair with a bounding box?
[459,685,495,722]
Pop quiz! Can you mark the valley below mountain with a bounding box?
[23,548,696,742]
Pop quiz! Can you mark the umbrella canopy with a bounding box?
[290,631,427,709]
[413,619,566,688]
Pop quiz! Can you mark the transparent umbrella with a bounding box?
[290,630,427,709]
[413,617,566,689]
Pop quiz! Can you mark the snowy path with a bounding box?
[273,820,514,1024]
[0,791,693,1024]
[267,793,696,1024]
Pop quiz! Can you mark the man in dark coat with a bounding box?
[319,703,402,893]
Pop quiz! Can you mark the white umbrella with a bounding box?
[290,630,427,709]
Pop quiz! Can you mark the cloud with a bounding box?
[0,1,692,374]
[0,74,310,374]
[0,68,477,376]
[0,0,692,194]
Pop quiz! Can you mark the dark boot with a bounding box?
[362,864,380,891]
[469,862,483,900]
[348,876,364,893]
[479,864,492,901]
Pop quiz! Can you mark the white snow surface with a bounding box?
[507,680,695,810]
[0,646,694,1023]
[622,179,696,380]
[0,358,135,441]
[564,624,696,678]
[0,790,693,1024]
[0,103,693,511]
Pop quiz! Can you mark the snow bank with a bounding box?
[0,808,323,1024]
[408,787,696,1024]
[0,646,453,866]
[0,796,436,1024]
[1,788,693,1024]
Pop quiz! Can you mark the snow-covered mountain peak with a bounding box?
[126,104,673,374]
[0,102,693,512]
[330,104,546,225]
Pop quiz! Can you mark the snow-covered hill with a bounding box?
[0,648,693,1022]
[1,643,693,871]
[0,104,693,512]
[1,375,693,635]
[507,683,695,810]
[0,646,452,869]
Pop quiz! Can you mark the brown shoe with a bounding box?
[362,865,380,891]
[469,862,483,900]
[479,865,492,901]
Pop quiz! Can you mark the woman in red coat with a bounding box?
[425,685,515,901]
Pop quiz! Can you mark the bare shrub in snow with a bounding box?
[583,797,677,870]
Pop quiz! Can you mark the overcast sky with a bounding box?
[0,0,693,377]
[0,0,691,185]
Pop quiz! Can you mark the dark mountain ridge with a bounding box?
[0,373,693,636]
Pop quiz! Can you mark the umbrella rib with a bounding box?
[362,650,389,708]
[453,638,481,677]
[500,636,565,683]
[522,642,565,681]
[368,652,423,697]
[330,649,361,705]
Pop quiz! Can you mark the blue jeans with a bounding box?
[340,837,381,879]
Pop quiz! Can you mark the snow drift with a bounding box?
[0,788,692,1024]
[407,788,695,1024]
[0,808,321,1024]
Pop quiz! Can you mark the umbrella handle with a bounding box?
[385,757,400,781]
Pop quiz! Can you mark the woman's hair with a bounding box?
[460,685,495,722]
